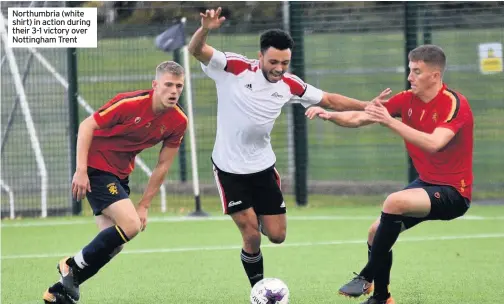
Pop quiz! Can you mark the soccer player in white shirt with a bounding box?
[188,7,390,288]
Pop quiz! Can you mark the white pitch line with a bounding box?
[2,233,503,260]
[1,214,503,228]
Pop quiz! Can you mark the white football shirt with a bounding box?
[202,50,324,174]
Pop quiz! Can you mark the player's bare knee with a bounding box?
[243,228,261,245]
[268,231,286,244]
[109,244,124,258]
[383,193,405,214]
[120,215,142,240]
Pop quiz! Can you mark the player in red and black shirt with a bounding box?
[306,45,473,304]
[43,62,188,304]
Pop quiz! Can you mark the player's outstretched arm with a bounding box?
[188,7,226,65]
[318,88,392,111]
[72,116,100,200]
[136,145,179,231]
[365,100,456,153]
[305,106,375,128]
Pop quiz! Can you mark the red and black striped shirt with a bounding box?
[88,89,187,179]
[384,84,474,200]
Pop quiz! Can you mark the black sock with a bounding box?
[368,241,393,291]
[359,212,402,282]
[373,249,393,300]
[73,225,129,281]
[241,249,263,287]
[77,256,112,284]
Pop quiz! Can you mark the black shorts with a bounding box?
[401,178,470,229]
[86,167,130,216]
[212,162,285,215]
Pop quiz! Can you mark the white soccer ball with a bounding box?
[250,278,290,304]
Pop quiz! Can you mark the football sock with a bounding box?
[75,246,123,285]
[241,249,264,287]
[359,212,402,282]
[72,225,129,283]
[373,249,393,300]
[368,241,393,289]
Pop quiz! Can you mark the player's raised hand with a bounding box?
[365,100,393,126]
[305,106,331,120]
[72,169,91,201]
[200,7,226,30]
[370,88,392,106]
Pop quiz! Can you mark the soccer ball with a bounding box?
[250,278,289,304]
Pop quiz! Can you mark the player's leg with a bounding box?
[43,215,124,303]
[43,169,137,303]
[338,218,381,298]
[231,208,264,287]
[256,166,287,245]
[339,179,428,299]
[76,214,125,285]
[57,198,139,302]
[71,197,140,274]
[360,182,468,303]
[213,165,263,287]
[355,187,429,302]
[259,214,286,244]
[63,199,139,301]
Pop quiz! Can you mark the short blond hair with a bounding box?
[156,61,184,79]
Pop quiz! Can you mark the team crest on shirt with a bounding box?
[432,112,438,123]
[408,108,412,117]
[160,124,166,135]
[134,117,141,124]
[107,183,118,195]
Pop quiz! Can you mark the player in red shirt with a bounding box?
[43,61,188,304]
[306,45,473,304]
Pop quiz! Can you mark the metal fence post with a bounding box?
[289,1,308,206]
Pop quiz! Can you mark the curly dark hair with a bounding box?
[260,29,294,54]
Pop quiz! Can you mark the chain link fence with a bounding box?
[1,1,72,218]
[1,1,503,218]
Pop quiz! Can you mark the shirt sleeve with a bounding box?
[284,73,324,108]
[163,120,188,148]
[437,99,468,134]
[384,91,408,117]
[200,49,229,82]
[93,95,129,128]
